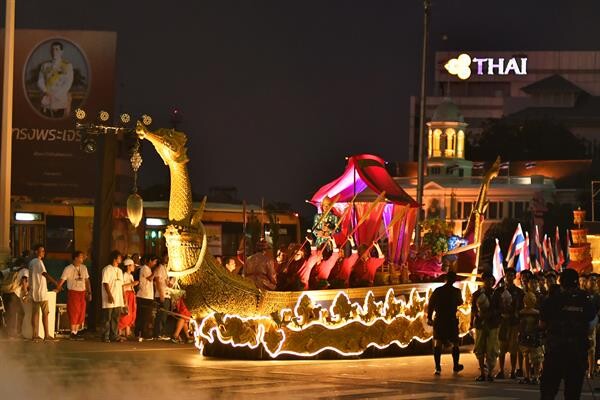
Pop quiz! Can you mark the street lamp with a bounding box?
[414,0,431,250]
[74,108,151,328]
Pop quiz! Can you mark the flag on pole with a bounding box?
[555,226,565,270]
[492,238,505,287]
[523,231,531,271]
[534,225,543,271]
[506,223,526,271]
[565,229,571,266]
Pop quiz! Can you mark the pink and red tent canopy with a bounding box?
[310,154,418,265]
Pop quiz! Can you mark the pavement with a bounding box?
[0,337,598,399]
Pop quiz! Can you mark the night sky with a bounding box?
[11,0,599,215]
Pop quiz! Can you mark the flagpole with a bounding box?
[414,0,431,251]
[0,0,16,265]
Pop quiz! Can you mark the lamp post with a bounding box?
[414,0,431,250]
[74,109,151,328]
[0,0,15,265]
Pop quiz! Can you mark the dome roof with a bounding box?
[431,98,464,123]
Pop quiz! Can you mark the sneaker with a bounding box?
[158,335,170,341]
[510,371,517,380]
[453,364,464,373]
[44,336,58,342]
[69,333,79,341]
[495,371,505,379]
[170,337,181,344]
[185,337,194,344]
[486,375,494,382]
[475,375,486,382]
[103,338,110,343]
[434,367,441,376]
[32,337,43,343]
[518,377,530,384]
[138,336,143,342]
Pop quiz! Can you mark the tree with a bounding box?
[471,118,588,161]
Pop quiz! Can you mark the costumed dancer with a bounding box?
[312,195,340,249]
[427,271,465,375]
[350,241,385,287]
[309,238,340,289]
[244,239,277,290]
[328,236,359,288]
[295,237,323,290]
[496,268,525,380]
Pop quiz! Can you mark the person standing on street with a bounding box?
[496,268,524,380]
[135,255,156,341]
[540,268,597,400]
[101,250,125,343]
[29,245,60,342]
[427,271,465,375]
[471,270,503,382]
[153,253,173,340]
[57,251,91,340]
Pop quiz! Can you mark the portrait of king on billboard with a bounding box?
[23,38,89,119]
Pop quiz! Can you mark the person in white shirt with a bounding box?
[101,250,125,343]
[135,255,157,341]
[1,258,29,338]
[118,258,138,339]
[153,253,174,340]
[57,251,91,340]
[29,245,60,342]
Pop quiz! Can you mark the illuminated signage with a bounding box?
[445,53,528,80]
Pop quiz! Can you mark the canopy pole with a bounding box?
[414,0,431,250]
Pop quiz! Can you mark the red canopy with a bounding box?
[310,154,418,265]
[310,154,418,207]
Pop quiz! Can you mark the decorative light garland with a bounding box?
[191,283,473,358]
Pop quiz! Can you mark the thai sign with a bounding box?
[0,30,116,199]
[444,53,527,80]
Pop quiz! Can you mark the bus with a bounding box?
[10,201,301,261]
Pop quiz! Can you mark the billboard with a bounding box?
[0,30,116,199]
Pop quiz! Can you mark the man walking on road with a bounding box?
[427,271,465,375]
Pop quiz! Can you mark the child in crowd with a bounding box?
[518,291,543,384]
[171,294,194,344]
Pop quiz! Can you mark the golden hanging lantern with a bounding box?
[127,139,144,228]
[127,193,144,228]
[573,207,585,228]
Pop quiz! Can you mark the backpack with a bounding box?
[0,269,21,294]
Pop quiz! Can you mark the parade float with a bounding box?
[132,122,499,359]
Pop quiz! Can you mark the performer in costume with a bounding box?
[329,236,359,288]
[312,196,340,248]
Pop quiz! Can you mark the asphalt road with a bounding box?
[0,338,598,399]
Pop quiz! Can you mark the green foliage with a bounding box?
[420,218,453,256]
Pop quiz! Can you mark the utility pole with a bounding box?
[414,0,431,250]
[0,0,16,265]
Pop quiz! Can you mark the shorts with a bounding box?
[474,327,499,361]
[520,345,544,365]
[32,300,49,315]
[433,317,459,344]
[499,321,519,354]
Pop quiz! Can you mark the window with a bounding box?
[458,168,464,177]
[429,167,441,175]
[507,201,529,219]
[457,201,474,219]
[486,201,503,220]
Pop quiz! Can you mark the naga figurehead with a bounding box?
[136,121,189,166]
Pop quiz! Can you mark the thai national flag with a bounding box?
[534,225,543,271]
[565,229,571,266]
[506,223,526,272]
[555,226,565,270]
[524,231,531,271]
[544,235,556,271]
[492,238,505,287]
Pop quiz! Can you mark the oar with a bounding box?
[339,191,386,249]
[361,206,407,254]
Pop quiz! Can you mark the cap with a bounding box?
[123,258,134,266]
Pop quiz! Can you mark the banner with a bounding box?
[0,30,116,199]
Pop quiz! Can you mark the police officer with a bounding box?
[427,271,464,375]
[540,268,597,400]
